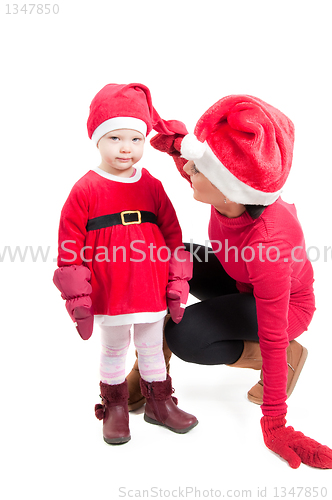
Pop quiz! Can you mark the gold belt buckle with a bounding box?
[120,210,142,225]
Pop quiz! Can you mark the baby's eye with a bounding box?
[110,136,119,141]
[191,164,200,174]
[132,137,141,143]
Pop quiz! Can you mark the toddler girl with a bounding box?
[53,83,198,444]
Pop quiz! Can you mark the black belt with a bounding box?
[86,210,157,231]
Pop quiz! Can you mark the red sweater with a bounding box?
[57,167,184,326]
[209,198,315,416]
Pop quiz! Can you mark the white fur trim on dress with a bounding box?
[94,310,167,327]
[181,136,281,205]
[93,166,142,183]
[91,117,147,144]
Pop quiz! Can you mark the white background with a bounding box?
[1,1,332,498]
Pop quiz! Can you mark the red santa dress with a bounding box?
[57,166,184,326]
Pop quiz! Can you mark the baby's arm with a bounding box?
[53,183,94,340]
[156,183,192,323]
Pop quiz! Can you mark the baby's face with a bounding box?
[97,128,145,176]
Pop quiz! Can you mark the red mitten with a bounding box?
[166,249,193,323]
[53,265,94,340]
[150,133,190,184]
[150,132,183,156]
[261,414,332,469]
[167,280,189,324]
[65,296,94,340]
[53,265,92,298]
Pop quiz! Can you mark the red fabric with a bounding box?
[53,264,92,299]
[209,199,315,416]
[150,133,190,184]
[53,264,94,339]
[64,295,92,322]
[71,303,94,340]
[56,168,185,321]
[151,136,315,416]
[193,95,294,194]
[87,83,188,138]
[166,248,193,323]
[261,414,332,469]
[166,280,189,324]
[168,247,193,282]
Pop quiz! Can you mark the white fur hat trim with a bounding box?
[181,135,281,205]
[91,117,147,145]
[181,133,206,160]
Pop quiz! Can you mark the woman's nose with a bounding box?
[183,160,194,174]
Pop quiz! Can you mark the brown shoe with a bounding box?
[127,357,144,411]
[95,380,131,445]
[127,315,172,411]
[140,375,198,434]
[227,340,262,370]
[247,339,308,405]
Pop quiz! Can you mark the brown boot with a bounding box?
[140,375,198,434]
[95,380,131,444]
[247,339,308,405]
[127,314,172,411]
[226,340,262,370]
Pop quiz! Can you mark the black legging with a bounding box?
[165,243,259,365]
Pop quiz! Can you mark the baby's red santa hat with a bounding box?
[180,95,295,206]
[87,83,187,144]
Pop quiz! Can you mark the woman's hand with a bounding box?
[261,414,332,469]
[150,132,183,157]
[150,133,190,183]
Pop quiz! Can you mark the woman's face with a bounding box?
[183,160,246,218]
[183,160,226,206]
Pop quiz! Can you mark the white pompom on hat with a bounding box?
[180,95,295,206]
[87,83,187,145]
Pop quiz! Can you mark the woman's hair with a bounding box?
[244,205,266,219]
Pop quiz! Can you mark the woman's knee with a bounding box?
[165,319,197,362]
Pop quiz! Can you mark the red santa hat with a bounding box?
[87,83,187,145]
[180,95,295,205]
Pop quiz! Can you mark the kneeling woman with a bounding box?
[150,94,332,469]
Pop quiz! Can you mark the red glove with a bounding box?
[150,133,191,184]
[65,296,94,341]
[53,265,94,340]
[261,414,332,469]
[150,132,183,156]
[166,249,192,323]
[167,280,190,324]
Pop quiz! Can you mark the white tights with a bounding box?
[99,318,166,385]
